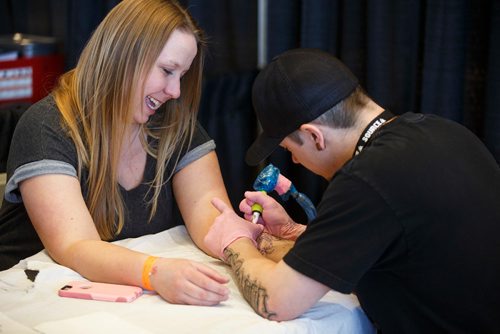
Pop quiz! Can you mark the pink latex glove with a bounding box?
[204,197,264,261]
[239,191,306,241]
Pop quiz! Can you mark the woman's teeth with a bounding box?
[146,96,161,110]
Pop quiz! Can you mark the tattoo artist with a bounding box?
[204,48,500,332]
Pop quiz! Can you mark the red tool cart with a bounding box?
[0,34,64,105]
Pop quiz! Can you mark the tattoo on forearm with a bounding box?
[257,232,295,262]
[224,248,277,320]
[257,233,275,255]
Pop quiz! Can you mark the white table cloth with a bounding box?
[0,225,375,333]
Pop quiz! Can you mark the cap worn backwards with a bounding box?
[245,48,359,166]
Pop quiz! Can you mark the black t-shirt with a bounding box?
[0,95,215,270]
[284,112,500,333]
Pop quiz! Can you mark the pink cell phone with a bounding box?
[58,281,143,302]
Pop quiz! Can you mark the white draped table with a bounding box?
[0,225,375,334]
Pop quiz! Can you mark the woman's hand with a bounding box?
[240,191,306,240]
[151,258,230,306]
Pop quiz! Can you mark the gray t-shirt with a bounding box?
[0,95,215,270]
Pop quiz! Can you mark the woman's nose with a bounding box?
[164,78,181,99]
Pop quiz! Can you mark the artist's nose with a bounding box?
[291,155,300,164]
[164,78,181,100]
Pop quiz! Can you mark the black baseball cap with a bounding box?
[245,48,359,166]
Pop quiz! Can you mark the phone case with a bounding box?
[58,281,143,302]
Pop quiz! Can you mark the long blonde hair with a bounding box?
[53,0,206,240]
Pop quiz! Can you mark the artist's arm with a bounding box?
[20,173,228,305]
[204,198,329,321]
[173,150,232,256]
[225,239,330,321]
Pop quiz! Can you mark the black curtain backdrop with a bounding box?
[1,0,499,221]
[266,0,500,222]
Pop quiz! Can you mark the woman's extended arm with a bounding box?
[20,173,229,305]
[172,150,232,256]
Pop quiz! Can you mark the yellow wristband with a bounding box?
[142,256,158,291]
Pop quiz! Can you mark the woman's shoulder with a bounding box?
[15,95,62,136]
[19,95,60,123]
[11,94,73,155]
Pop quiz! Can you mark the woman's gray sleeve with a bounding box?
[174,140,216,173]
[5,160,77,203]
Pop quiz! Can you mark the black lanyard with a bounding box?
[353,110,395,157]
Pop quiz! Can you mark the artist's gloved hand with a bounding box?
[240,191,306,241]
[204,197,264,261]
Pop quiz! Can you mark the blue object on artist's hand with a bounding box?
[253,164,280,192]
[252,164,317,222]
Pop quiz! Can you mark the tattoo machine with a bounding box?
[252,163,317,222]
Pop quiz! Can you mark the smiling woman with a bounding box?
[136,28,198,124]
[0,0,233,307]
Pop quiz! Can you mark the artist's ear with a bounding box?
[299,124,326,151]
